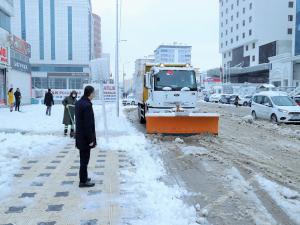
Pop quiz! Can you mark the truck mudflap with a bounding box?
[145,113,219,135]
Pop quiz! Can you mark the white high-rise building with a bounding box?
[219,0,297,84]
[154,43,192,64]
[12,0,93,91]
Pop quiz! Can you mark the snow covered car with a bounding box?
[251,91,300,123]
[122,96,137,106]
[219,94,232,104]
[209,94,222,103]
[239,95,252,106]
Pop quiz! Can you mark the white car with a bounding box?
[209,94,222,103]
[122,96,137,106]
[251,91,300,123]
[239,95,252,106]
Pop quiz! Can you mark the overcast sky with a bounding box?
[91,0,221,79]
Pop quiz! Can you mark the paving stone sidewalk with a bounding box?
[0,142,126,225]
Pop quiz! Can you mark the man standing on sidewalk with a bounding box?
[75,86,96,188]
[44,89,54,116]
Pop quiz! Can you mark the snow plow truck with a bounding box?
[135,63,219,135]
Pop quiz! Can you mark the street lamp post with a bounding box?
[115,0,120,117]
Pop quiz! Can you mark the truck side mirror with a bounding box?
[145,73,151,89]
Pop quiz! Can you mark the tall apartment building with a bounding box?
[12,0,93,91]
[219,0,297,85]
[154,43,192,64]
[93,13,102,59]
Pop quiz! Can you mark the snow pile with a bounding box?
[256,175,300,224]
[0,105,65,133]
[0,132,70,200]
[225,168,277,225]
[98,104,199,225]
[174,137,184,144]
[241,115,254,124]
[182,146,208,156]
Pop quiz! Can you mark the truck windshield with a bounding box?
[271,96,297,106]
[154,70,197,91]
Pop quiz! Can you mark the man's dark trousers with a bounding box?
[79,148,91,183]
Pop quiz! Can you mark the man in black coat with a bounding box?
[75,85,96,188]
[44,89,54,116]
[14,88,22,111]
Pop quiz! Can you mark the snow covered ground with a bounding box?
[0,105,71,201]
[0,105,65,133]
[95,104,200,225]
[0,103,199,225]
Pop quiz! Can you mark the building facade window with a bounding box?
[39,0,44,60]
[288,15,293,21]
[249,16,252,23]
[288,28,293,34]
[252,43,256,49]
[249,29,252,36]
[0,9,11,32]
[68,6,73,60]
[289,1,294,8]
[252,55,255,62]
[249,3,253,10]
[20,0,26,40]
[48,78,67,89]
[50,0,55,60]
[242,32,245,38]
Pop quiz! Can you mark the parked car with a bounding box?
[292,95,300,106]
[229,95,238,104]
[251,91,300,123]
[239,95,252,106]
[122,96,137,106]
[219,94,231,104]
[209,94,222,103]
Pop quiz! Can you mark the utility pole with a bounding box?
[115,0,120,117]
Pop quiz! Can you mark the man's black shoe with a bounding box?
[87,178,91,182]
[79,181,95,188]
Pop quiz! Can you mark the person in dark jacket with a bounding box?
[234,96,240,108]
[44,89,54,116]
[14,88,22,112]
[62,91,77,137]
[75,86,96,188]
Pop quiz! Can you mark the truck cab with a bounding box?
[138,64,198,123]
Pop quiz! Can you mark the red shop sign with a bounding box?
[0,47,8,64]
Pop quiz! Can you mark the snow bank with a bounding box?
[256,175,300,224]
[225,168,277,225]
[0,132,70,200]
[0,105,65,133]
[97,104,199,225]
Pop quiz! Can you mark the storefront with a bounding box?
[6,35,32,104]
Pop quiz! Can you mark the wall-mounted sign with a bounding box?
[11,57,31,73]
[8,34,31,58]
[0,46,8,65]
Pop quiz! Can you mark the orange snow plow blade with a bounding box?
[146,113,219,135]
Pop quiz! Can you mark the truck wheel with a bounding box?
[138,104,146,124]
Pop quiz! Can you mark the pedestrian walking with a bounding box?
[7,88,14,112]
[62,91,77,137]
[14,88,22,112]
[44,89,54,116]
[234,96,240,108]
[75,86,96,188]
